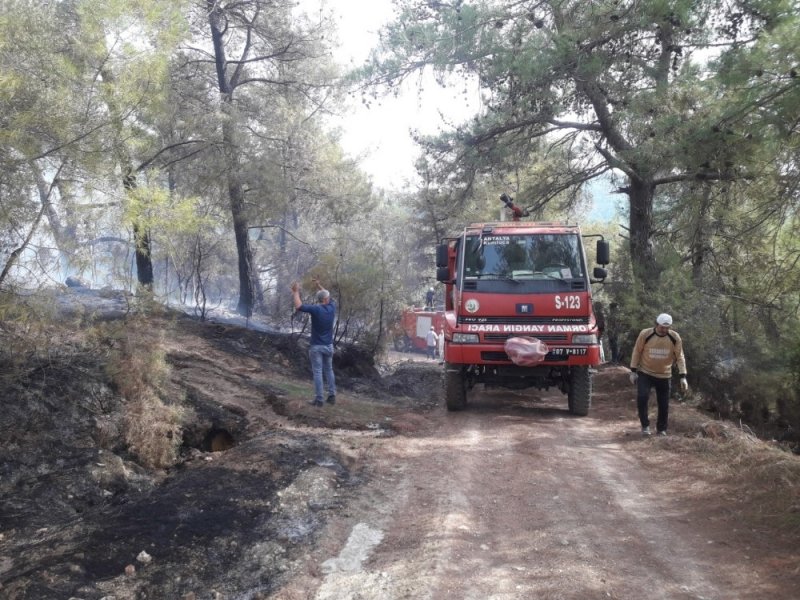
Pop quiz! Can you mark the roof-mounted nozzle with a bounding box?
[500,193,529,221]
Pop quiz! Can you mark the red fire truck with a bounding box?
[392,307,446,353]
[436,194,610,414]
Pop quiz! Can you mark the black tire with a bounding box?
[444,364,467,411]
[568,365,592,416]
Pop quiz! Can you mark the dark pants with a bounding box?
[637,372,670,432]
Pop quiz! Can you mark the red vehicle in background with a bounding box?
[392,306,446,353]
[436,194,610,414]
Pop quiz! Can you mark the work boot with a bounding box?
[308,399,323,407]
[326,395,336,405]
[641,426,651,436]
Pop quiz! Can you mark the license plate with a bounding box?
[546,347,588,357]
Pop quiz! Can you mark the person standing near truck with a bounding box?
[291,278,336,407]
[629,313,689,436]
[426,326,438,360]
[425,287,435,309]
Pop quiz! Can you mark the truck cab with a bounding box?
[436,218,610,414]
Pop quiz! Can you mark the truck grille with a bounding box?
[484,333,568,342]
[481,350,579,363]
[482,351,511,362]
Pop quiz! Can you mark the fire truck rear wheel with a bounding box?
[568,366,592,416]
[445,365,467,411]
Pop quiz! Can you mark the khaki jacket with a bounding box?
[630,327,687,379]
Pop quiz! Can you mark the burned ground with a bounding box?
[0,312,442,599]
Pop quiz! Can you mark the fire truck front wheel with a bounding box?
[444,365,467,411]
[568,366,592,416]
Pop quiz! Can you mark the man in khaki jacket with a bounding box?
[629,313,688,436]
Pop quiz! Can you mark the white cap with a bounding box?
[656,313,673,326]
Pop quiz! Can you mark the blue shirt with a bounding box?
[298,301,336,346]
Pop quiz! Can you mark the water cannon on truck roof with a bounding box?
[435,193,610,414]
[500,193,528,221]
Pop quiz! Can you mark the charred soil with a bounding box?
[1,312,799,599]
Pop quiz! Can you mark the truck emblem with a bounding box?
[465,299,480,313]
[517,303,533,314]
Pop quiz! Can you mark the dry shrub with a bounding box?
[105,317,184,469]
[0,289,76,371]
[665,410,800,529]
[93,414,121,450]
[122,388,183,469]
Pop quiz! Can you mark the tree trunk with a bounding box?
[627,177,659,284]
[209,3,261,317]
[34,165,79,281]
[690,186,713,284]
[123,172,154,288]
[132,222,154,287]
[0,161,63,287]
[99,62,154,290]
[227,157,259,317]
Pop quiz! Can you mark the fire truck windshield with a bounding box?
[462,233,584,283]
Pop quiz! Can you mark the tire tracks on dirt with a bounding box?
[278,386,778,599]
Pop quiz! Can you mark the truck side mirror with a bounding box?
[596,240,610,266]
[436,266,451,283]
[593,267,608,281]
[436,244,449,268]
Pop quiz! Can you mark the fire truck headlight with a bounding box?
[452,333,480,344]
[572,334,598,344]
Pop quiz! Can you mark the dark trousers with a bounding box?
[637,372,671,432]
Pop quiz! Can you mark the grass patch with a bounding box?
[103,316,186,469]
[271,379,312,397]
[651,406,800,532]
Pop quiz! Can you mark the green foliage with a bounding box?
[607,240,800,433]
[124,183,210,240]
[364,0,800,287]
[297,204,411,351]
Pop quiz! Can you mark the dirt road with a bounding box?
[275,366,799,600]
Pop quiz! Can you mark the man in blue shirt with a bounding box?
[291,279,336,407]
